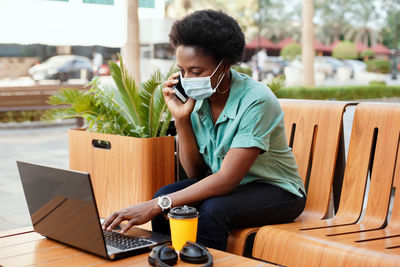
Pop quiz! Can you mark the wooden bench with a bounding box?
[0,84,86,126]
[252,102,400,266]
[227,99,351,255]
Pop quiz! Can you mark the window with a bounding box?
[82,0,114,5]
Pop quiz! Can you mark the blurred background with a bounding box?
[0,0,399,88]
[1,0,400,231]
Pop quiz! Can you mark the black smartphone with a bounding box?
[174,76,188,103]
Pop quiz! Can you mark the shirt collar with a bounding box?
[193,68,245,120]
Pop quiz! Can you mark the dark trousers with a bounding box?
[152,179,306,251]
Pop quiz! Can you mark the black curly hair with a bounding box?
[169,9,245,65]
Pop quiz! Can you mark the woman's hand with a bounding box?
[163,72,195,121]
[102,199,160,234]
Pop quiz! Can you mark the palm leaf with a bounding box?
[267,75,286,94]
[43,56,176,138]
[139,69,163,137]
[42,107,81,122]
[158,105,173,137]
[46,88,82,105]
[109,56,141,129]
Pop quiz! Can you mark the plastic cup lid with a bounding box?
[168,205,199,219]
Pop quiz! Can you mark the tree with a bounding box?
[314,0,355,44]
[123,0,140,83]
[345,0,383,47]
[381,2,400,49]
[281,43,301,61]
[332,41,358,59]
[165,0,291,44]
[302,0,314,87]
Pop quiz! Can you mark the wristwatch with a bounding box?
[157,195,172,214]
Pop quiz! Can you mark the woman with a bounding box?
[102,9,305,251]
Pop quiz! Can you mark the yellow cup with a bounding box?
[168,205,199,251]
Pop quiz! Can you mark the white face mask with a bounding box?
[180,60,226,100]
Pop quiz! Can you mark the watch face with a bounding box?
[160,196,171,208]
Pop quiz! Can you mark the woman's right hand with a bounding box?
[162,72,195,121]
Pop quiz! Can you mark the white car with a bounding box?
[343,59,367,78]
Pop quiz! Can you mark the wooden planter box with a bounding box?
[68,129,175,218]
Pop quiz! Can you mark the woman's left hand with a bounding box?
[102,199,161,233]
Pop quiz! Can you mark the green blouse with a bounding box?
[190,69,305,197]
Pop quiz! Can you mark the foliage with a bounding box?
[361,49,375,59]
[382,7,400,49]
[165,0,294,42]
[366,59,391,73]
[43,55,175,138]
[266,75,285,94]
[232,65,252,77]
[0,110,45,123]
[280,43,301,61]
[332,41,358,59]
[276,84,400,100]
[314,0,355,44]
[369,80,386,86]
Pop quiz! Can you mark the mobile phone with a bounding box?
[174,76,188,103]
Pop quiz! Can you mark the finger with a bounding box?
[107,215,125,231]
[162,87,176,98]
[163,79,179,89]
[167,72,180,80]
[102,212,118,230]
[121,219,135,234]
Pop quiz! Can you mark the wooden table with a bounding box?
[0,227,272,267]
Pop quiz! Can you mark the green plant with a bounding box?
[361,49,375,59]
[332,41,357,59]
[276,85,400,100]
[369,81,386,86]
[366,59,391,73]
[43,55,175,138]
[232,65,252,77]
[280,43,301,61]
[267,75,286,94]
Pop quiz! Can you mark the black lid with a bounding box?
[168,205,199,219]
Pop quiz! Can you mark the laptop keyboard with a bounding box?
[103,230,154,250]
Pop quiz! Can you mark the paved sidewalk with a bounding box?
[0,124,70,231]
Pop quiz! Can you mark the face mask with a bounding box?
[180,60,226,100]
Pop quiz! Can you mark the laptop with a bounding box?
[16,161,170,260]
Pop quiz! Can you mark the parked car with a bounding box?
[29,55,93,82]
[343,59,367,78]
[97,64,110,76]
[315,56,347,77]
[314,57,334,77]
[263,56,289,78]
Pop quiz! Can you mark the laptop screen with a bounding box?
[16,161,108,258]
